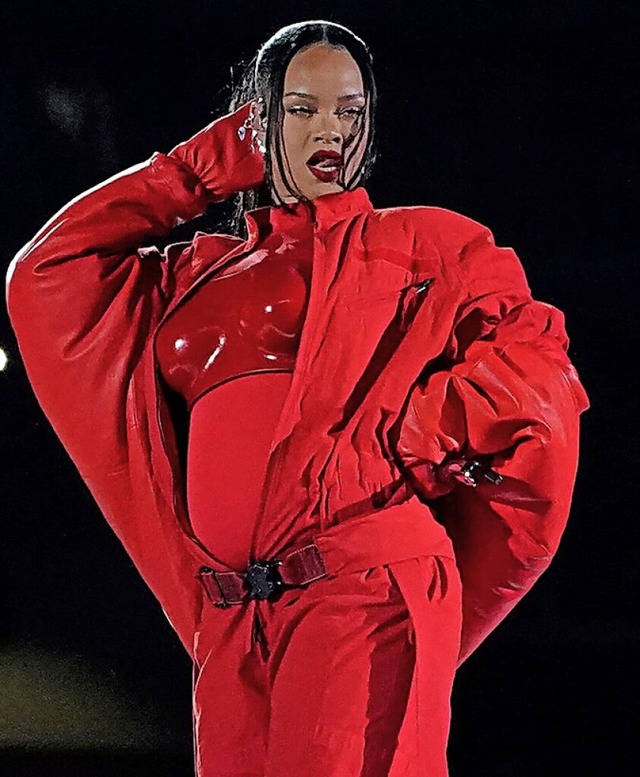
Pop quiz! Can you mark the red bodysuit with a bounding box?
[154,210,447,775]
[155,208,312,568]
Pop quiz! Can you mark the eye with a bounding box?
[287,106,315,116]
[338,107,365,118]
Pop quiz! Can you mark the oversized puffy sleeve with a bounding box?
[394,216,590,664]
[5,102,259,481]
[4,102,262,655]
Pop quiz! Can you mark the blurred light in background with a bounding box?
[41,83,87,141]
[0,347,8,372]
[35,79,120,175]
[0,647,177,750]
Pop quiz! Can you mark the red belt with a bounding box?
[198,495,454,608]
[200,543,328,607]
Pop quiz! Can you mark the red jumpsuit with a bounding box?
[6,102,589,776]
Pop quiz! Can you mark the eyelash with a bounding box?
[287,106,364,118]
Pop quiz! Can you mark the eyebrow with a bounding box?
[284,91,365,101]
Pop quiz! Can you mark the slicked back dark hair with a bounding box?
[228,20,378,237]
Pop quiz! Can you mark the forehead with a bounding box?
[284,44,364,93]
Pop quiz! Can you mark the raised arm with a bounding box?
[5,101,263,479]
[5,102,264,655]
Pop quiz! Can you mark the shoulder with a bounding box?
[142,230,244,294]
[140,229,242,262]
[368,203,527,292]
[368,204,495,254]
[179,230,244,280]
[191,229,244,255]
[363,204,498,274]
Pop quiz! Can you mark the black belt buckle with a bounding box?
[244,560,284,600]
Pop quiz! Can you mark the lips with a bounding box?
[306,150,343,182]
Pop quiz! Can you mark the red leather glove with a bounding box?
[399,455,503,501]
[168,101,265,203]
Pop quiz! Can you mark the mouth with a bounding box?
[306,150,343,183]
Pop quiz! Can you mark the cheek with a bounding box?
[345,117,369,177]
[281,118,306,166]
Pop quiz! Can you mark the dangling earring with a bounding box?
[238,100,267,155]
[251,128,266,155]
[237,116,253,141]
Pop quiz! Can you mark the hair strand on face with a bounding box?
[227,20,377,236]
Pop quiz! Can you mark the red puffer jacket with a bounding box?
[5,101,589,665]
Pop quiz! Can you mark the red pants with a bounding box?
[192,555,462,777]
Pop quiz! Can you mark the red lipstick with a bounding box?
[306,150,343,182]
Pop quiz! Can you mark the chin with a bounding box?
[276,171,343,202]
[305,178,344,200]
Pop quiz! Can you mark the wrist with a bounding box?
[168,102,265,203]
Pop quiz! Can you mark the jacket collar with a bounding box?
[244,186,373,242]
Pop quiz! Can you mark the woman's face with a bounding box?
[271,43,367,203]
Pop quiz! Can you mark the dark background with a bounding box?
[0,1,637,775]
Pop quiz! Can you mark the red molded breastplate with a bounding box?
[156,229,312,408]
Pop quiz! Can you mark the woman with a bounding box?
[6,19,589,777]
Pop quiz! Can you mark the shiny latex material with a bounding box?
[155,225,312,410]
[155,213,313,569]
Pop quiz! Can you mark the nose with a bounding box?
[313,112,343,145]
[314,128,342,145]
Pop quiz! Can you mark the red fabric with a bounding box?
[187,373,291,569]
[201,540,330,605]
[155,218,311,409]
[6,100,589,775]
[157,205,313,570]
[199,497,455,610]
[193,556,461,777]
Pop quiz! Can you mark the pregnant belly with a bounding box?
[186,371,293,569]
